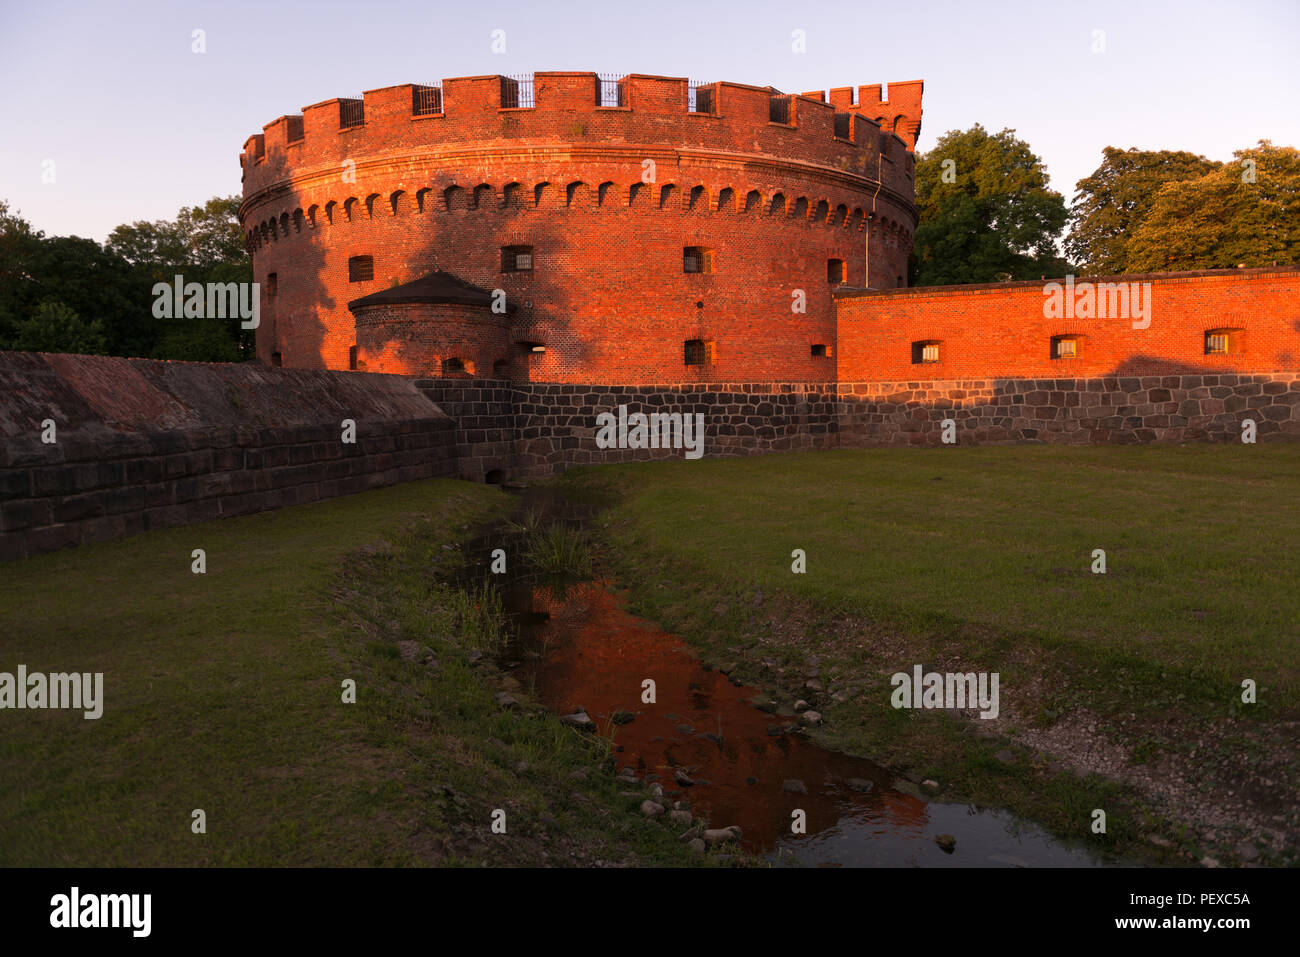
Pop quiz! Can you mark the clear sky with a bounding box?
[1,0,1296,242]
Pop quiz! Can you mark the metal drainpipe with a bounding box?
[866,149,882,289]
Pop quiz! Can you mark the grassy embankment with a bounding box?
[561,444,1300,866]
[0,479,706,867]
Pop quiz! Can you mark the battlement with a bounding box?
[239,72,923,197]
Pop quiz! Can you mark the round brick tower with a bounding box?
[239,72,922,383]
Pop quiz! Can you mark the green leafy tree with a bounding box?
[7,300,108,355]
[910,124,1069,286]
[1125,141,1300,272]
[1066,147,1218,275]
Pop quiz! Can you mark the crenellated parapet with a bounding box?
[239,72,922,202]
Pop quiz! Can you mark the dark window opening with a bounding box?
[684,339,715,366]
[412,85,443,116]
[911,340,941,364]
[441,357,470,376]
[827,259,844,284]
[833,112,851,138]
[502,245,534,272]
[688,82,714,114]
[266,273,278,298]
[769,94,791,124]
[348,345,358,370]
[339,98,364,129]
[683,246,712,274]
[348,255,374,282]
[492,358,510,377]
[271,351,283,367]
[811,344,829,357]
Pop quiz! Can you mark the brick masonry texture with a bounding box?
[0,353,457,561]
[239,72,922,382]
[835,267,1300,381]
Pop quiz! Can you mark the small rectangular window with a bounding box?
[348,345,358,370]
[502,245,534,272]
[912,340,941,364]
[266,273,278,298]
[811,344,831,357]
[683,246,713,274]
[348,255,374,282]
[684,338,715,366]
[412,85,443,116]
[271,351,283,367]
[1204,329,1242,355]
[827,259,844,283]
[1051,335,1080,359]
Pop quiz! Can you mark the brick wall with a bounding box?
[240,71,920,382]
[0,354,458,561]
[836,266,1300,381]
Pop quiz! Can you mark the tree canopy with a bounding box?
[0,196,251,360]
[910,124,1070,286]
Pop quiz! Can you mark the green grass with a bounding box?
[557,443,1300,863]
[0,479,707,867]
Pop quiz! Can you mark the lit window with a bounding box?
[1051,335,1081,359]
[1205,328,1243,355]
[912,340,941,364]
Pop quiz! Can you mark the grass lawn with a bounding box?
[561,444,1300,865]
[0,479,705,867]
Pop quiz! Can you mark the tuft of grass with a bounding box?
[524,523,595,578]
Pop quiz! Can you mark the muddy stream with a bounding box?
[457,487,1107,867]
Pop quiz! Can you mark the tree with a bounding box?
[106,194,254,361]
[910,125,1069,286]
[1124,141,1300,272]
[7,300,108,355]
[1066,147,1218,275]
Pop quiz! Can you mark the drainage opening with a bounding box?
[484,469,506,485]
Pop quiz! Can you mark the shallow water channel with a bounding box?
[461,488,1106,867]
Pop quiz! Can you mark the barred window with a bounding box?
[1205,328,1242,354]
[348,256,374,282]
[412,85,443,116]
[684,339,716,366]
[502,245,534,272]
[912,340,941,364]
[683,246,713,274]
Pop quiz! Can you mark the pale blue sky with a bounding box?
[1,0,1296,241]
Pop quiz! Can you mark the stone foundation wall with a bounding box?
[835,373,1300,446]
[0,353,458,561]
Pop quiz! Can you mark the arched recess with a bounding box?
[744,190,762,213]
[473,184,494,209]
[597,181,615,206]
[658,184,678,209]
[534,182,553,207]
[717,187,735,212]
[769,193,786,216]
[444,186,468,211]
[502,182,524,208]
[390,190,407,216]
[566,181,591,207]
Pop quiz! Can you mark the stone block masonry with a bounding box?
[0,353,458,561]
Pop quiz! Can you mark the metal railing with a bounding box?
[688,81,714,114]
[412,85,443,116]
[769,93,791,124]
[339,98,364,129]
[501,74,535,109]
[597,73,626,107]
[833,112,851,139]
